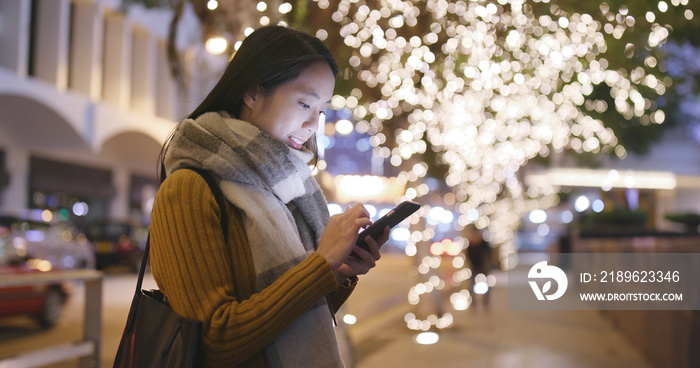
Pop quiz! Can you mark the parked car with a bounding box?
[0,210,95,271]
[84,220,147,272]
[0,231,71,328]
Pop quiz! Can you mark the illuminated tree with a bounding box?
[316,0,697,330]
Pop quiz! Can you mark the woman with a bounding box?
[148,26,388,367]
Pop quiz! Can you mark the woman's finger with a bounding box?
[362,235,382,261]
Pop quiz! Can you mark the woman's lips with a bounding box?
[288,135,304,149]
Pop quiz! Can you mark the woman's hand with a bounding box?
[317,203,372,269]
[333,226,390,284]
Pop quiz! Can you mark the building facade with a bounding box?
[0,0,216,224]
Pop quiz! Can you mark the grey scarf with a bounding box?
[165,111,342,367]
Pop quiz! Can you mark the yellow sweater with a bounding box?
[149,169,356,367]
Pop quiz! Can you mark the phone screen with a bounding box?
[356,201,421,250]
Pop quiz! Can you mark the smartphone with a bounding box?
[356,201,421,250]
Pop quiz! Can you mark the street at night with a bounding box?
[0,253,655,368]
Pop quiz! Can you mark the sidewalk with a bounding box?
[343,253,654,368]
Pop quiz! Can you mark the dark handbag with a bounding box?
[113,169,229,368]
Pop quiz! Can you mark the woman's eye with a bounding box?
[299,102,310,109]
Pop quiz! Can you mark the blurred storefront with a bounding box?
[517,124,700,253]
[29,156,114,223]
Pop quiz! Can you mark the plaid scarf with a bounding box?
[165,111,342,367]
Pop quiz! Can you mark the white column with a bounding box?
[156,39,178,120]
[182,47,201,116]
[110,166,129,220]
[182,47,225,116]
[102,12,132,109]
[32,0,70,89]
[69,0,103,100]
[131,26,156,115]
[2,148,29,211]
[0,0,31,76]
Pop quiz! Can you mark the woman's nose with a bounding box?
[303,112,319,131]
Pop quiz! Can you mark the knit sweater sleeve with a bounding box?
[329,276,357,313]
[149,170,340,367]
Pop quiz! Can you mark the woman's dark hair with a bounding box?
[158,26,338,182]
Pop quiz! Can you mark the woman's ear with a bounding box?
[243,89,259,109]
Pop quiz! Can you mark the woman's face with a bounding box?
[241,61,335,150]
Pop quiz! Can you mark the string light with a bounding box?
[279,2,293,14]
[205,36,228,55]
